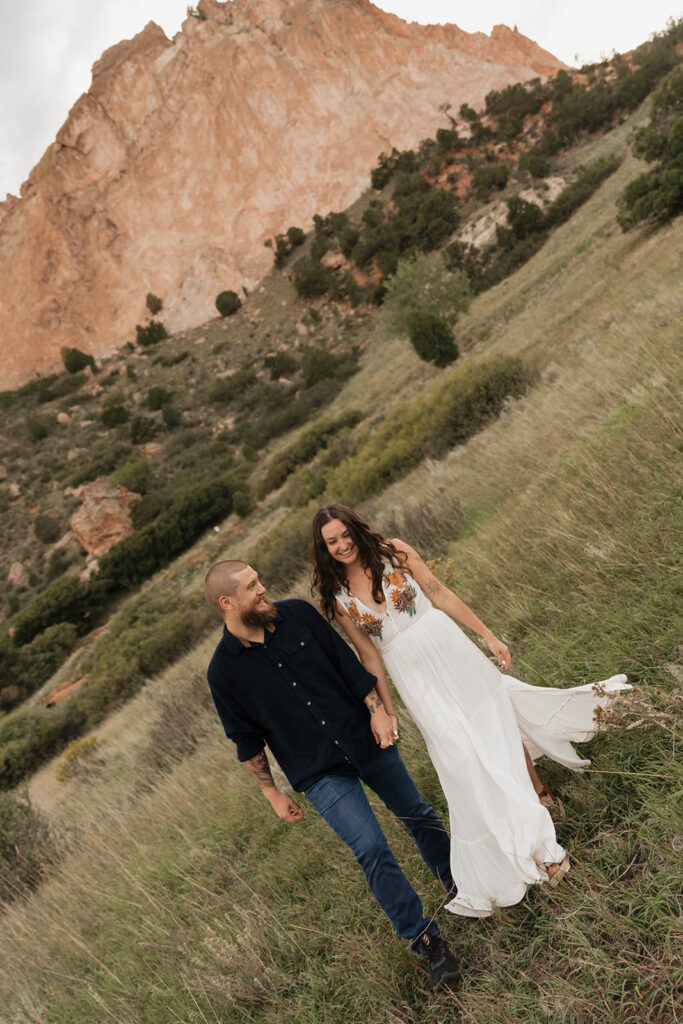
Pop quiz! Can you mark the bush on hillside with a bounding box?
[111,460,154,494]
[323,356,535,505]
[257,411,363,499]
[130,415,158,444]
[215,290,242,317]
[25,415,50,442]
[264,351,299,380]
[61,347,96,374]
[136,320,168,347]
[33,514,61,545]
[300,346,359,388]
[0,792,58,907]
[145,292,163,315]
[618,64,683,230]
[406,310,459,367]
[146,386,172,410]
[518,150,551,179]
[471,163,510,200]
[292,257,336,298]
[101,403,129,428]
[380,252,470,335]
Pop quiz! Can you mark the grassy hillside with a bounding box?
[0,78,681,1021]
[1,31,682,1022]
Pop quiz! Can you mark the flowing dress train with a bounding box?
[336,565,630,917]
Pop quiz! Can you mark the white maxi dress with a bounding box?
[336,565,630,918]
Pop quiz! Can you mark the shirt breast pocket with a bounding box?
[281,627,314,656]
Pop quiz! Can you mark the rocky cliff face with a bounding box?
[0,0,563,388]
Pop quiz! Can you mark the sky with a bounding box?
[0,0,680,200]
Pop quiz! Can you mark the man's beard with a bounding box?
[241,601,277,628]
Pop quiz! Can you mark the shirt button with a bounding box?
[300,641,305,646]
[334,739,339,745]
[306,700,311,706]
[321,720,326,725]
[292,681,296,687]
[277,662,282,668]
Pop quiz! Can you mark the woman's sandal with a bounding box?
[538,784,566,820]
[545,854,571,887]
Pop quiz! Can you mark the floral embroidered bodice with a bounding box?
[335,562,433,647]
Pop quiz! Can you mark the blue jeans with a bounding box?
[305,746,454,949]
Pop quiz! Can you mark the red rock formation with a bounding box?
[68,479,139,557]
[0,0,563,388]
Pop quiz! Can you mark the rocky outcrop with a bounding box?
[0,0,564,388]
[68,479,139,557]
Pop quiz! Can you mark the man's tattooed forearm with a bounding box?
[364,688,384,714]
[246,750,276,789]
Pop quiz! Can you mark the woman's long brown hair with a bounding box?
[311,504,406,621]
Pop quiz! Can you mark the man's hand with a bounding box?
[266,789,304,822]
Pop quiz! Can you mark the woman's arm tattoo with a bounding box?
[245,749,276,790]
[423,576,443,598]
[364,688,384,714]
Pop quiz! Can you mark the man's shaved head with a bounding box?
[204,560,248,613]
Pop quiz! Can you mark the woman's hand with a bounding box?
[371,706,398,748]
[388,713,400,742]
[487,634,511,670]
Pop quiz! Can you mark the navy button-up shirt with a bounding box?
[207,598,381,792]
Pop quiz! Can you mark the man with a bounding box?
[204,559,461,991]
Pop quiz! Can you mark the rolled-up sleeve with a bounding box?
[207,664,265,762]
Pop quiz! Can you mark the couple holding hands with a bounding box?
[205,503,629,991]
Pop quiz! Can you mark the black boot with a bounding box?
[419,933,462,991]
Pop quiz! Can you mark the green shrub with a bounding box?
[0,623,78,702]
[145,292,163,315]
[146,386,172,410]
[209,369,257,405]
[292,257,336,298]
[97,479,234,591]
[11,577,91,646]
[324,356,535,504]
[406,310,459,367]
[287,226,306,247]
[33,514,61,545]
[35,372,88,403]
[0,791,57,906]
[618,64,683,230]
[471,163,510,200]
[101,403,129,428]
[300,346,359,388]
[264,351,299,380]
[257,411,363,499]
[111,460,153,494]
[545,156,621,228]
[61,347,96,374]
[380,252,470,335]
[136,320,168,347]
[130,415,158,444]
[215,290,242,317]
[518,150,551,179]
[162,405,182,429]
[25,415,49,442]
[68,443,131,487]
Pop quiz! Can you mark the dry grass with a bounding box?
[1,107,682,1024]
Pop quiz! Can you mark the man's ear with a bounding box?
[219,594,235,613]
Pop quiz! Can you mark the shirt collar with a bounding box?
[222,608,281,654]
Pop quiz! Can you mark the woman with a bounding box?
[311,504,630,918]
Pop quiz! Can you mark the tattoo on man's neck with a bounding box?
[246,750,276,789]
[364,688,383,714]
